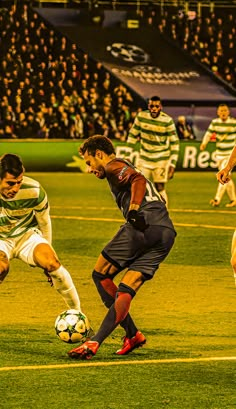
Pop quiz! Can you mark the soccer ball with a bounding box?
[55,309,91,344]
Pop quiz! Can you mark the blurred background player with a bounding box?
[176,115,196,140]
[217,144,236,285]
[68,135,176,360]
[200,104,236,207]
[0,153,82,312]
[125,95,179,208]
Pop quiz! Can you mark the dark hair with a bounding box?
[79,135,115,156]
[0,154,25,179]
[149,95,161,102]
[218,103,229,109]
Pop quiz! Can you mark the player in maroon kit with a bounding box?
[68,135,176,359]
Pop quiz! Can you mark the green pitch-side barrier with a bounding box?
[0,140,218,172]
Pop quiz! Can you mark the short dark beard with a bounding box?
[150,111,161,118]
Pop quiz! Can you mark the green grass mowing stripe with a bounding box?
[50,215,235,230]
[1,356,236,372]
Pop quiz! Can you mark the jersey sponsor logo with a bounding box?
[118,166,128,180]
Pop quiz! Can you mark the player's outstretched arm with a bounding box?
[200,142,207,151]
[217,145,236,185]
[200,124,213,151]
[35,206,52,244]
[168,165,175,180]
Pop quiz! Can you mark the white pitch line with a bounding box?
[51,215,123,222]
[51,206,115,210]
[170,208,236,215]
[1,356,236,372]
[51,215,235,230]
[51,206,236,215]
[174,223,235,230]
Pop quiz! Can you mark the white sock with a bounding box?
[226,180,236,201]
[50,265,81,311]
[215,183,227,202]
[233,272,236,287]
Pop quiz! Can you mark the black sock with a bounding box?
[92,284,135,344]
[92,271,138,339]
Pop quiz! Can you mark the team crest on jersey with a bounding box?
[118,166,128,180]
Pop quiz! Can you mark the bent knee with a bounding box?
[0,250,9,267]
[94,254,119,275]
[33,244,60,271]
[45,259,61,272]
[231,255,236,272]
[0,251,9,282]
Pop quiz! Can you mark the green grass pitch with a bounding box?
[0,171,236,409]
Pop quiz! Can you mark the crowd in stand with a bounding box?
[0,2,140,140]
[1,1,235,140]
[144,5,236,89]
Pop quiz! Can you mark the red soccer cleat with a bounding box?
[116,331,146,355]
[68,340,99,360]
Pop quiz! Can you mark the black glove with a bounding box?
[127,210,149,232]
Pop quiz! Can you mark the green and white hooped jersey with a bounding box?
[0,176,48,239]
[202,117,236,159]
[127,110,180,169]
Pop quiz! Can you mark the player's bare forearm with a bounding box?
[217,146,236,184]
[226,146,236,172]
[217,168,231,184]
[200,143,206,151]
[168,166,175,180]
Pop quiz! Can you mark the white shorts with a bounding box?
[217,157,231,172]
[138,160,169,183]
[0,228,49,266]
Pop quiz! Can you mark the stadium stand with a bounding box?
[1,1,236,140]
[0,1,144,140]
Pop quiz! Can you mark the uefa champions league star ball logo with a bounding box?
[106,43,150,64]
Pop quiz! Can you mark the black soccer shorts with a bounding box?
[102,223,176,280]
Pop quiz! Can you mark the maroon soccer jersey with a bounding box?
[104,158,175,230]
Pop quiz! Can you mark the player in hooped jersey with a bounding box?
[217,144,236,286]
[0,153,82,312]
[68,135,176,360]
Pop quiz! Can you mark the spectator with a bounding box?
[79,105,94,138]
[0,124,17,139]
[48,121,61,139]
[157,7,236,89]
[70,112,84,139]
[0,2,142,140]
[176,115,196,140]
[99,104,117,139]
